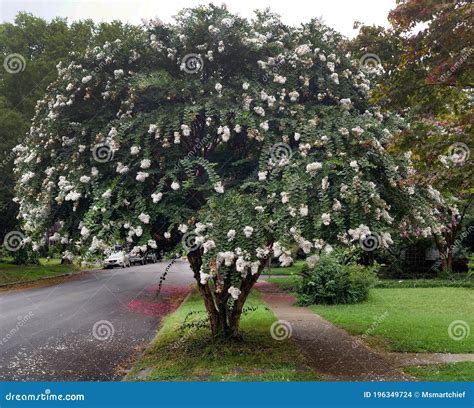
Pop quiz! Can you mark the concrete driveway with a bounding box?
[0,260,194,380]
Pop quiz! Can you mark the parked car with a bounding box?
[103,250,130,269]
[145,252,158,263]
[129,252,145,265]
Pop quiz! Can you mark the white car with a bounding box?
[103,251,130,268]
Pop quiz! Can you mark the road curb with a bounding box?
[122,288,195,381]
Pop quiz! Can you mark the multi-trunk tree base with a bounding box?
[187,250,263,339]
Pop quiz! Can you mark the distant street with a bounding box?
[0,260,194,380]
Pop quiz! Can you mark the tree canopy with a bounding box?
[13,5,446,336]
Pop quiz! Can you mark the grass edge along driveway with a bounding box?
[0,258,83,286]
[126,289,320,381]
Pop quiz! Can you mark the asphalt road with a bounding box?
[0,260,194,381]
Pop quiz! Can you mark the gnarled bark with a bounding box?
[187,249,265,339]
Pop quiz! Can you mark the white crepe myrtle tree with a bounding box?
[14,5,440,338]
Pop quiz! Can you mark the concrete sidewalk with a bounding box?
[256,281,412,381]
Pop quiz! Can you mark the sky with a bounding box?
[0,0,396,38]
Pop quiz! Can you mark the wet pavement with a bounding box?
[0,260,194,380]
[256,281,411,381]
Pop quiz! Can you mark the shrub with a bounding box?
[13,247,39,265]
[296,252,376,305]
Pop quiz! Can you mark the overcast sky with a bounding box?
[0,0,396,37]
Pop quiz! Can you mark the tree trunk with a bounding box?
[433,234,450,273]
[445,251,453,272]
[187,250,264,339]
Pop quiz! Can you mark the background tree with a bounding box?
[0,13,142,256]
[348,0,473,271]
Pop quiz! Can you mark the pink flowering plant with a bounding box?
[14,5,441,337]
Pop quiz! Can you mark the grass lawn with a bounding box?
[310,288,474,353]
[374,278,472,289]
[403,362,474,381]
[268,275,473,291]
[268,275,301,292]
[0,258,82,285]
[126,290,319,381]
[262,260,306,275]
